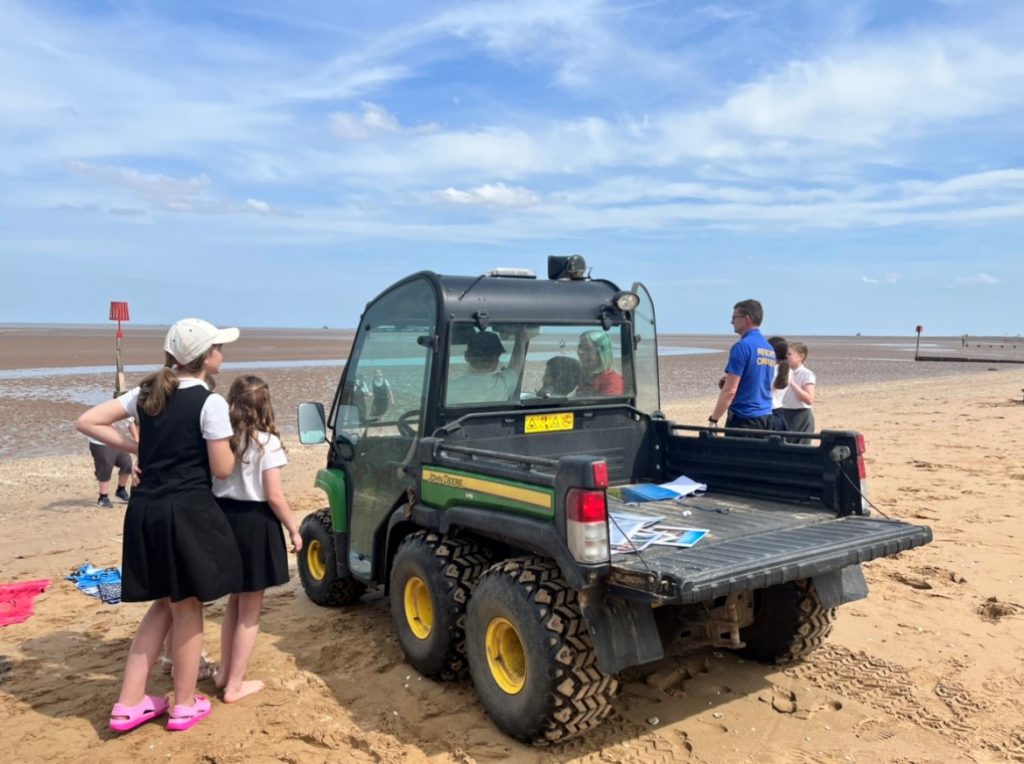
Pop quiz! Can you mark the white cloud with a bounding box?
[64,160,284,217]
[440,182,540,207]
[244,198,273,215]
[955,273,1001,286]
[66,161,210,197]
[648,34,1024,162]
[861,276,879,284]
[330,102,438,141]
[884,273,900,284]
[330,102,401,140]
[429,0,664,90]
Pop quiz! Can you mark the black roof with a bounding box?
[391,271,625,325]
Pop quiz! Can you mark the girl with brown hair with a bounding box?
[767,336,790,431]
[212,375,301,703]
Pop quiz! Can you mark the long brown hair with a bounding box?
[227,375,284,461]
[137,351,215,416]
[767,336,790,390]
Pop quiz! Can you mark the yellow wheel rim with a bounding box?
[306,539,326,581]
[485,617,526,694]
[403,576,433,640]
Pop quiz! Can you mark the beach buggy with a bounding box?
[296,255,932,744]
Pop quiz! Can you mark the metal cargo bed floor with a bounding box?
[606,493,931,603]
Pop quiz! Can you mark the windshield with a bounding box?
[444,322,634,408]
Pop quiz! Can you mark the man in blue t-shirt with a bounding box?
[708,299,774,431]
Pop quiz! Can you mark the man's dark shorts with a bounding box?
[726,413,772,432]
[89,443,132,481]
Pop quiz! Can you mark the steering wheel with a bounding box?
[397,409,421,437]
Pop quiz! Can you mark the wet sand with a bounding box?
[1,325,1023,763]
[1,325,1014,458]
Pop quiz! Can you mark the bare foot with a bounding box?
[223,679,264,703]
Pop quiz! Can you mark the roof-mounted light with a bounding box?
[614,291,640,312]
[487,267,536,278]
[548,254,588,280]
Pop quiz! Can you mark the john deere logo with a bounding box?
[425,471,464,489]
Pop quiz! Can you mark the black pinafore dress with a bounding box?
[120,385,243,603]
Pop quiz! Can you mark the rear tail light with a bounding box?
[855,433,870,512]
[566,488,609,563]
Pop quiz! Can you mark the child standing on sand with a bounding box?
[75,318,243,732]
[767,336,790,431]
[86,404,137,507]
[212,375,302,703]
[781,341,816,442]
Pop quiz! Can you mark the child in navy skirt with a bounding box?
[213,375,302,703]
[76,318,243,732]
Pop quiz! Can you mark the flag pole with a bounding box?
[109,301,130,396]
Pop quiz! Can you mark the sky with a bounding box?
[1,0,1022,336]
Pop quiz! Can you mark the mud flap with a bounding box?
[812,564,868,609]
[579,591,664,675]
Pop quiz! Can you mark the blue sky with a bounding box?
[1,0,1022,335]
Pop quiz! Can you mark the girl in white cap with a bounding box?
[76,317,244,733]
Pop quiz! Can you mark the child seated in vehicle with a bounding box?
[537,356,583,398]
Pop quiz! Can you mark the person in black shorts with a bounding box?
[76,317,243,733]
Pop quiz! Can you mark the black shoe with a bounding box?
[115,487,130,503]
[97,495,113,508]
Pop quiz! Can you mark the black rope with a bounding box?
[837,468,891,519]
[607,513,656,574]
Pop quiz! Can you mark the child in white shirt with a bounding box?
[781,341,816,442]
[213,375,302,703]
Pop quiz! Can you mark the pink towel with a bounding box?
[0,579,51,627]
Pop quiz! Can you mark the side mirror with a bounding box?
[297,402,327,445]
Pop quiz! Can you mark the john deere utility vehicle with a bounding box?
[296,255,931,744]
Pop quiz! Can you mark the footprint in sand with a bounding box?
[856,717,899,742]
[890,571,933,590]
[758,685,798,714]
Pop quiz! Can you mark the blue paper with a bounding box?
[620,484,680,502]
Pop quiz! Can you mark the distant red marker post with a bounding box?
[109,301,130,395]
[914,324,923,360]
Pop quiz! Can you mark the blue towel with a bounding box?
[66,564,121,603]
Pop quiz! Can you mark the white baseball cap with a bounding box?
[164,318,240,365]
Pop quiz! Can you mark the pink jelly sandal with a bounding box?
[166,694,212,731]
[109,694,169,732]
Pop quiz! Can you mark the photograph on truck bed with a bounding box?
[295,255,932,745]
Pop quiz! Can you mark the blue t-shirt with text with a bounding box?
[724,329,774,418]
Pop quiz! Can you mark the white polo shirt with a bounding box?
[212,431,288,502]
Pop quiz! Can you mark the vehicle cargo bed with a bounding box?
[606,493,932,603]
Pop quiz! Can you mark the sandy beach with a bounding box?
[1,327,1023,763]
